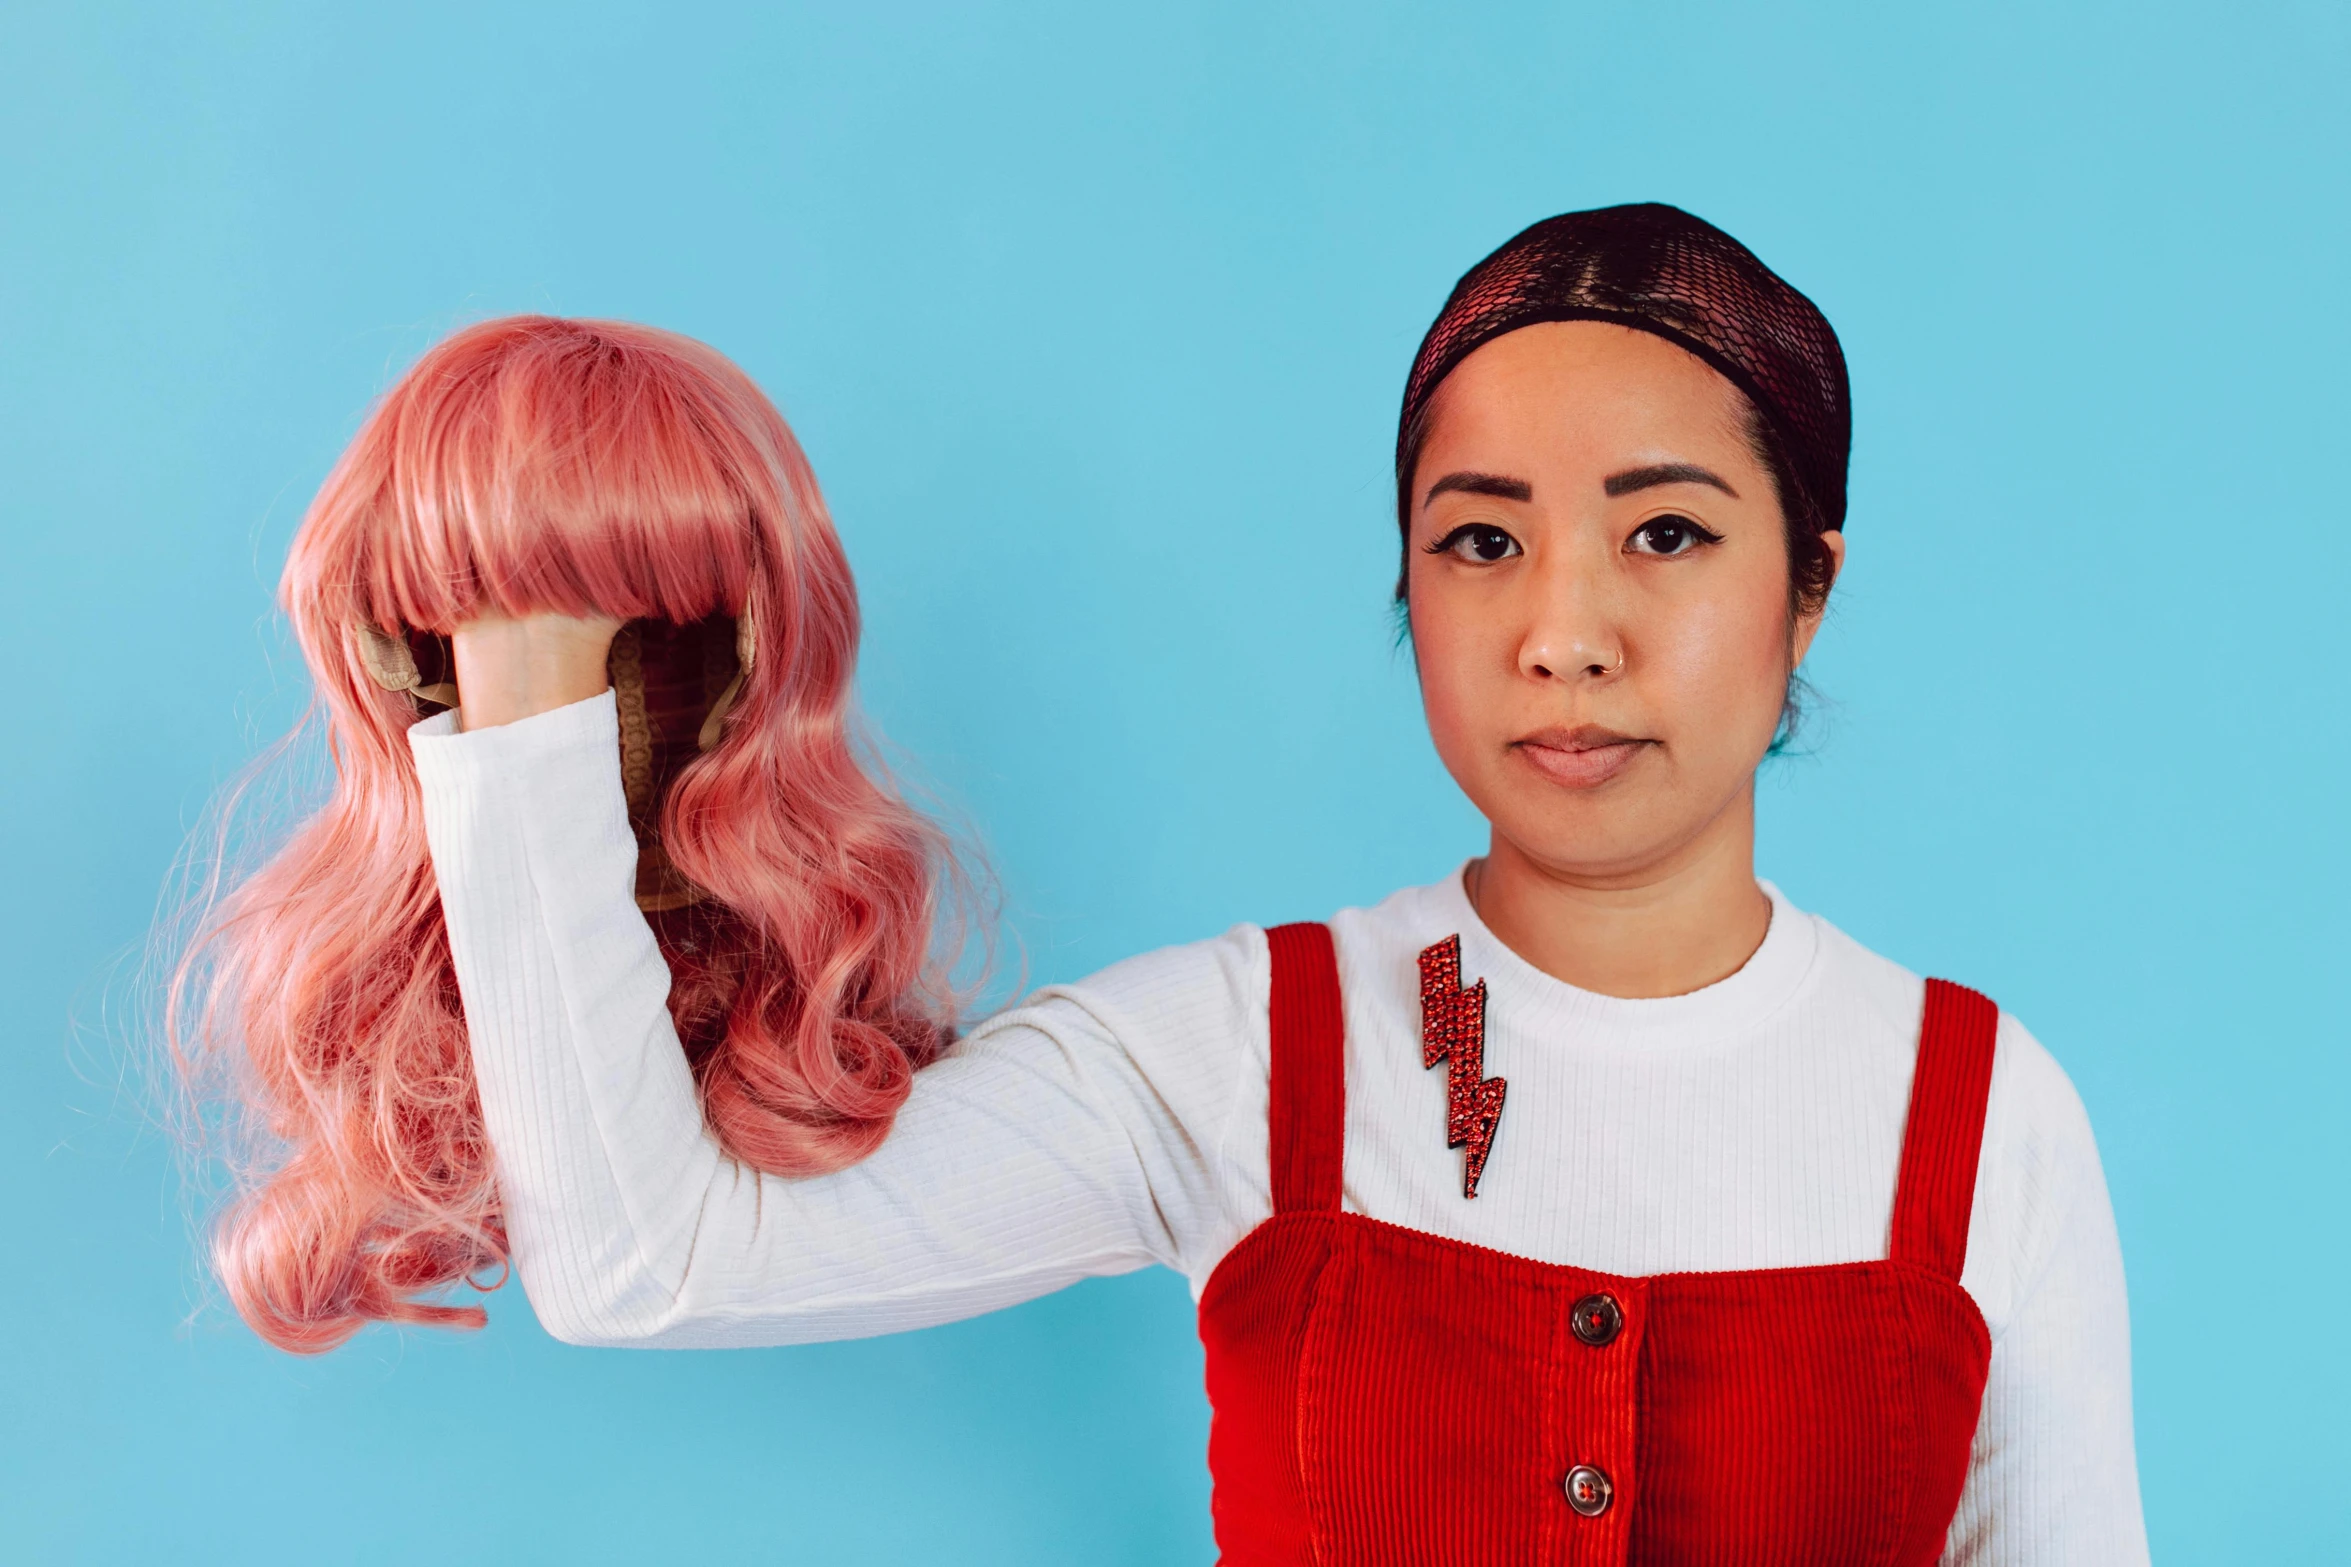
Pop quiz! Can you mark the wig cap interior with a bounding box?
[1399,202,1851,533]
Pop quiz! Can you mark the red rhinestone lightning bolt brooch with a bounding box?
[1418,935,1506,1199]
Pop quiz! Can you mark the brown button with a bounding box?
[1570,1292,1623,1347]
[1563,1464,1613,1518]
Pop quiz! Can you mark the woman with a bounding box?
[250,207,2150,1560]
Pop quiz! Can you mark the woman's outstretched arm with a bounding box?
[412,688,1254,1347]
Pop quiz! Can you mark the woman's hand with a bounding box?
[451,612,626,732]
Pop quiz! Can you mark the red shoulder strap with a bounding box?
[1266,922,1345,1215]
[1888,978,2001,1279]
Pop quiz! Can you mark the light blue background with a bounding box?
[3,2,2343,1561]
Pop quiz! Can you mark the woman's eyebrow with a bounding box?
[1604,462,1738,498]
[1422,471,1533,506]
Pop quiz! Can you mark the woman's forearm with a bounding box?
[412,693,1181,1348]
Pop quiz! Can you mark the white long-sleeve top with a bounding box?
[411,692,2147,1564]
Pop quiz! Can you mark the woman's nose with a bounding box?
[1517,552,1626,683]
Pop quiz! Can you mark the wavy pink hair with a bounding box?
[172,316,965,1353]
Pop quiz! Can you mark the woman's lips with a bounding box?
[1512,726,1651,789]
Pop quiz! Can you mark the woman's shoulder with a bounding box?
[1802,910,2114,1319]
[1033,871,1469,1022]
[1021,920,1272,1035]
[1804,910,2096,1146]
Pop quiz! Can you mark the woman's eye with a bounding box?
[1629,515,1721,556]
[1433,524,1523,563]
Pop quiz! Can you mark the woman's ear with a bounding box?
[1818,529,1847,591]
[1790,530,1845,666]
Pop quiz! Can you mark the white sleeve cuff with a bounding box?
[408,687,620,773]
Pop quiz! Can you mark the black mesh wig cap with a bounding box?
[1397,202,1850,538]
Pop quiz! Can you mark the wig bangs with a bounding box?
[299,319,785,645]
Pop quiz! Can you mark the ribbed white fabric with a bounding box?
[411,692,2147,1565]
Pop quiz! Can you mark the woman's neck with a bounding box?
[1467,789,1772,1000]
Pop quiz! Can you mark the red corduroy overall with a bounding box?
[1198,923,1999,1566]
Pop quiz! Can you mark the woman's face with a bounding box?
[1407,320,1841,884]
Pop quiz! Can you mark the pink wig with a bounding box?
[173,316,964,1353]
